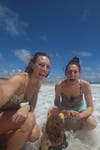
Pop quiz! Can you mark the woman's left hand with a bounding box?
[71,111,82,120]
[61,110,81,120]
[48,106,60,117]
[12,106,29,123]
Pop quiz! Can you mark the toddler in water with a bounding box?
[40,113,68,150]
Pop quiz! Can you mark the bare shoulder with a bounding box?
[81,79,90,85]
[4,72,28,84]
[55,80,64,87]
[55,80,64,92]
[8,72,28,82]
[0,72,29,98]
[80,79,91,89]
[10,72,28,78]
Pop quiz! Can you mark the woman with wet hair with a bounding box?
[49,56,96,131]
[0,52,50,150]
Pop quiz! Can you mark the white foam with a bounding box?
[23,84,100,150]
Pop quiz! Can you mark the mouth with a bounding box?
[39,73,46,78]
[69,79,76,82]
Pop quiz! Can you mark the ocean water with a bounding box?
[23,83,100,150]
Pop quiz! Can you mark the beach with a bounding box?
[23,83,100,150]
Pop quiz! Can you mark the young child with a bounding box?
[40,113,68,150]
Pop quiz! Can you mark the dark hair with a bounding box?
[45,114,64,145]
[25,52,50,76]
[65,56,81,75]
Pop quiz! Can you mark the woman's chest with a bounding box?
[62,85,81,98]
[24,82,40,100]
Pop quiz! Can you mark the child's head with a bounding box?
[45,114,64,146]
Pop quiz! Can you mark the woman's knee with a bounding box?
[88,116,97,129]
[29,124,40,142]
[21,112,36,134]
[82,115,97,130]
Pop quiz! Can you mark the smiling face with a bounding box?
[32,55,50,80]
[66,64,80,81]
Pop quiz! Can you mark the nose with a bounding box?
[43,65,47,71]
[42,65,50,75]
[71,71,75,75]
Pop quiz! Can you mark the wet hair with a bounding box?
[25,52,50,76]
[45,114,64,145]
[65,56,81,75]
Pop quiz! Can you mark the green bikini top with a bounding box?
[0,73,29,111]
[1,93,27,111]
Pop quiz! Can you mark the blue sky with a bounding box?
[0,0,100,82]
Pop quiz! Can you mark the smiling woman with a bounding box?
[0,52,50,150]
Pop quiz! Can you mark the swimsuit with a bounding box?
[59,80,87,112]
[57,80,87,130]
[0,93,27,111]
[0,74,29,111]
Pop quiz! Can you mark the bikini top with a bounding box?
[0,74,29,111]
[61,81,83,107]
[0,93,28,111]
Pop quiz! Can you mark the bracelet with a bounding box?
[19,102,29,107]
[19,102,33,112]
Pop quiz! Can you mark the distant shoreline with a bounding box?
[90,82,100,84]
[0,78,100,85]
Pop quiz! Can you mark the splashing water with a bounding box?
[23,84,100,150]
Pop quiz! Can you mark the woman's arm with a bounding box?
[29,92,38,111]
[0,72,27,107]
[48,82,62,117]
[50,81,63,115]
[54,81,62,106]
[78,80,94,119]
[29,80,41,111]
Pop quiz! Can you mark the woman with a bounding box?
[49,56,96,131]
[0,52,50,150]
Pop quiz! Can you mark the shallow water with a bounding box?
[23,84,100,150]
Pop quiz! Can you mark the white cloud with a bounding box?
[81,71,100,82]
[72,50,92,57]
[0,70,10,78]
[0,4,27,37]
[14,49,32,64]
[82,66,91,72]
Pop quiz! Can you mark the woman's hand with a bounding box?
[61,110,82,120]
[12,105,29,123]
[48,106,60,117]
[70,111,82,120]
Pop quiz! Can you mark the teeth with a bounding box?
[40,73,45,77]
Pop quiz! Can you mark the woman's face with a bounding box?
[32,56,50,80]
[66,64,80,81]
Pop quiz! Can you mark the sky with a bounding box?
[0,0,100,82]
